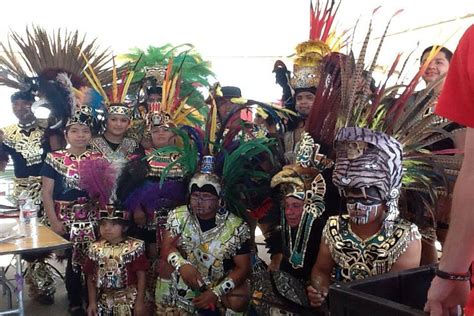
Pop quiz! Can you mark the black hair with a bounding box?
[421,46,453,63]
[11,91,35,103]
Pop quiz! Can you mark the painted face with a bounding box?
[284,196,305,228]
[421,51,450,84]
[189,191,219,220]
[342,187,383,225]
[99,219,125,244]
[295,91,315,116]
[12,99,34,123]
[150,126,176,148]
[106,114,130,137]
[65,124,92,149]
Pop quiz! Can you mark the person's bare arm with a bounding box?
[390,238,421,273]
[227,253,251,287]
[86,274,98,316]
[134,270,146,316]
[42,176,64,235]
[307,240,335,307]
[438,127,474,272]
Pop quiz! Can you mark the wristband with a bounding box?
[211,277,235,299]
[435,268,471,281]
[167,251,191,271]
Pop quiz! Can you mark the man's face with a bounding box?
[421,51,450,84]
[284,196,305,228]
[12,99,34,122]
[189,191,219,220]
[343,187,384,225]
[295,91,315,116]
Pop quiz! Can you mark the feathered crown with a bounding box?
[122,44,214,110]
[0,25,112,91]
[0,26,113,129]
[290,0,345,90]
[146,58,203,129]
[82,55,135,118]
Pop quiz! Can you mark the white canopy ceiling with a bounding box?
[0,0,473,126]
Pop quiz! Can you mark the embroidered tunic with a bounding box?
[89,136,140,162]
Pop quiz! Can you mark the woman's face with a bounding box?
[150,126,176,148]
[295,91,316,116]
[106,114,130,137]
[65,124,92,149]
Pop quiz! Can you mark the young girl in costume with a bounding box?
[41,105,103,315]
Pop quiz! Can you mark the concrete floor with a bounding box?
[1,257,69,316]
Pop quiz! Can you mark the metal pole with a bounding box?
[15,254,23,316]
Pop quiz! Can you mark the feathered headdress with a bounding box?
[290,0,346,90]
[146,57,204,129]
[82,55,135,119]
[309,14,460,223]
[0,26,113,130]
[151,92,278,216]
[0,25,112,91]
[122,44,214,111]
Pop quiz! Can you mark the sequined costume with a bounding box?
[324,215,420,282]
[89,136,140,162]
[157,205,251,313]
[84,238,149,316]
[1,123,46,204]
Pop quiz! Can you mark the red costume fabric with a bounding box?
[435,25,474,128]
[435,24,474,315]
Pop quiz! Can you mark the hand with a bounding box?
[87,304,98,316]
[192,290,218,310]
[0,160,7,172]
[133,209,147,226]
[268,254,283,271]
[50,220,66,236]
[179,264,204,290]
[307,285,328,307]
[133,299,146,316]
[424,276,470,315]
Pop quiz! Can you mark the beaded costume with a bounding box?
[86,238,148,316]
[324,215,420,282]
[46,149,103,268]
[90,136,139,162]
[159,205,250,312]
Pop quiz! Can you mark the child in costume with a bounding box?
[85,207,149,316]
